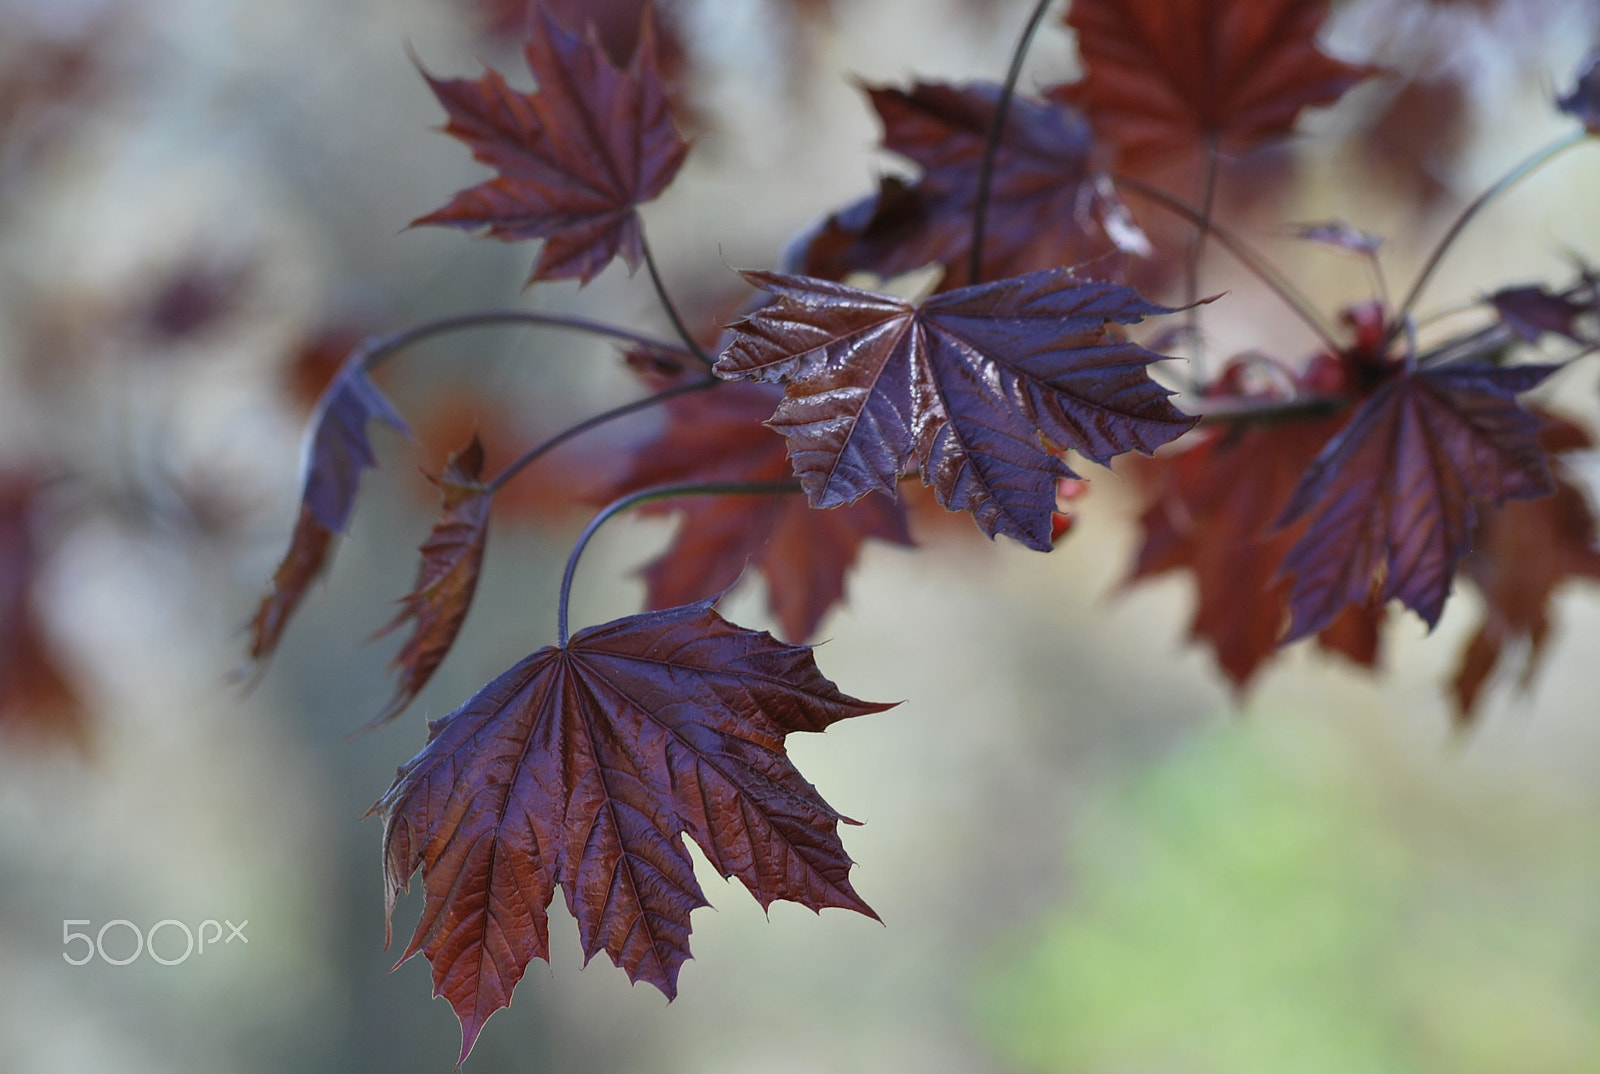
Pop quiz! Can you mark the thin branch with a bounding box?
[969,0,1055,286]
[1114,174,1343,352]
[557,480,802,646]
[486,375,720,494]
[639,228,714,368]
[354,309,690,373]
[1387,129,1589,345]
[1184,137,1221,372]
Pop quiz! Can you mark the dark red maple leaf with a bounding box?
[1451,417,1600,721]
[1055,0,1374,179]
[1127,416,1385,689]
[600,378,911,642]
[376,600,889,1061]
[716,268,1196,551]
[1277,362,1559,641]
[414,1,689,285]
[0,477,85,748]
[247,353,409,666]
[370,435,492,727]
[1557,49,1600,134]
[796,82,1142,290]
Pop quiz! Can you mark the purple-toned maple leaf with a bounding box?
[598,379,912,642]
[413,1,689,285]
[370,434,492,727]
[796,82,1143,289]
[375,600,889,1061]
[1277,362,1559,641]
[246,350,408,667]
[716,268,1196,551]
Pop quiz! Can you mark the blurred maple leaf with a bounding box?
[599,378,911,642]
[246,354,409,668]
[376,600,888,1061]
[1055,0,1375,182]
[718,268,1196,550]
[1451,417,1600,721]
[414,0,689,285]
[0,477,86,749]
[1557,49,1600,134]
[796,82,1143,290]
[1128,417,1384,690]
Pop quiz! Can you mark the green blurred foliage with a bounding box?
[976,716,1600,1074]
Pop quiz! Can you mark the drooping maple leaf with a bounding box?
[0,477,86,748]
[370,435,492,727]
[1277,362,1559,642]
[796,82,1143,290]
[716,268,1196,550]
[1127,416,1384,690]
[246,352,409,667]
[376,600,889,1060]
[1054,0,1374,178]
[1489,284,1594,345]
[601,378,911,642]
[414,1,689,285]
[1450,417,1600,722]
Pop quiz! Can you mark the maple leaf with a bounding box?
[370,434,492,727]
[600,378,912,642]
[716,268,1196,551]
[1055,0,1374,179]
[1489,284,1594,345]
[1277,362,1559,642]
[376,600,889,1060]
[1557,49,1600,134]
[796,82,1143,290]
[247,353,409,667]
[413,1,689,285]
[1451,417,1600,722]
[1127,417,1385,690]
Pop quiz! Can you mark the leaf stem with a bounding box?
[1113,174,1342,352]
[485,375,720,494]
[1387,129,1589,345]
[557,480,801,646]
[968,0,1055,286]
[639,228,715,368]
[1184,138,1220,371]
[353,309,690,373]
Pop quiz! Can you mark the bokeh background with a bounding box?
[3,0,1600,1071]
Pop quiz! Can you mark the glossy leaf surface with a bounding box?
[376,601,889,1060]
[717,268,1195,550]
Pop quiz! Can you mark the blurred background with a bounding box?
[3,0,1600,1071]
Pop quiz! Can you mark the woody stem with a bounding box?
[1387,129,1590,345]
[969,0,1055,286]
[353,309,691,373]
[1113,174,1342,352]
[639,228,715,368]
[486,375,721,494]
